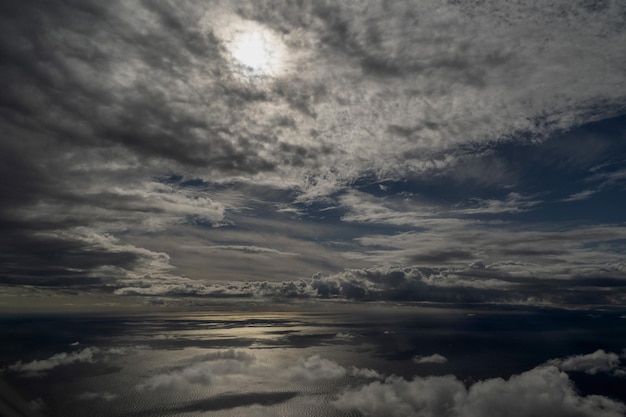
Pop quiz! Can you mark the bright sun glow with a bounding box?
[206,14,288,80]
[232,31,275,75]
[228,24,285,78]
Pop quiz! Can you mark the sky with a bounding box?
[1,0,626,310]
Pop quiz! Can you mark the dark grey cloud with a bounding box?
[76,391,119,402]
[1,0,626,306]
[408,250,475,263]
[109,263,626,307]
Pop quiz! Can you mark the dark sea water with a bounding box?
[1,300,625,417]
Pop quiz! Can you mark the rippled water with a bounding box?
[2,301,625,416]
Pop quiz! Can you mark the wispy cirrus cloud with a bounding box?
[183,245,297,256]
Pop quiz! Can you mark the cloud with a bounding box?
[135,351,376,391]
[114,276,317,298]
[0,224,186,290]
[334,365,626,417]
[452,193,542,215]
[343,204,626,285]
[309,266,516,302]
[1,0,626,303]
[279,355,347,382]
[76,392,119,402]
[111,259,626,308]
[3,0,624,188]
[563,189,599,202]
[563,159,626,201]
[6,347,99,377]
[413,354,448,364]
[341,185,533,226]
[4,346,144,377]
[192,350,256,362]
[187,245,297,256]
[136,349,256,391]
[139,392,296,416]
[546,349,623,375]
[350,367,383,380]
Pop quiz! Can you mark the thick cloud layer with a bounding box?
[1,0,626,306]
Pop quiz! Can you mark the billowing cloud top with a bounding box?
[1,0,626,309]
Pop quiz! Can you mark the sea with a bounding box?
[1,300,625,417]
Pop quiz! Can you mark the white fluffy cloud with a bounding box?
[334,365,626,417]
[546,349,623,375]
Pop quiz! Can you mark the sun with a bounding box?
[204,13,288,80]
[227,24,286,78]
[232,31,272,74]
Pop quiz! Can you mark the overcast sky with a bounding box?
[1,0,626,309]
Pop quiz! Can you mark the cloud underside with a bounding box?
[1,0,626,304]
